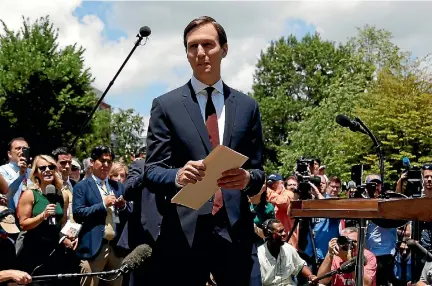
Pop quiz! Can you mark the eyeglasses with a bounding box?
[38,165,56,172]
[59,160,72,166]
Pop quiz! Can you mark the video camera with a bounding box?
[402,157,423,197]
[294,157,321,200]
[349,164,377,198]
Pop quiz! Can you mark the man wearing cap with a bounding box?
[70,158,82,183]
[365,174,398,286]
[266,174,298,248]
[0,206,32,285]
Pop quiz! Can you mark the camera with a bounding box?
[337,236,356,251]
[295,158,321,200]
[405,165,422,197]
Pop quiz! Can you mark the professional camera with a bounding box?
[294,158,321,200]
[348,164,375,198]
[405,166,423,197]
[337,236,356,251]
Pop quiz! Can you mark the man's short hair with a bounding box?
[262,218,281,238]
[7,137,27,151]
[134,146,146,158]
[328,176,342,186]
[341,227,358,235]
[51,147,70,161]
[90,145,115,161]
[183,16,227,50]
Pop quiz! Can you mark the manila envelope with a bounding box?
[171,145,249,210]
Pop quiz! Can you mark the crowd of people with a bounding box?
[1,14,432,286]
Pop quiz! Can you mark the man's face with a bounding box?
[186,23,227,83]
[70,164,81,181]
[327,181,341,197]
[424,170,432,191]
[270,222,287,245]
[8,140,28,163]
[57,154,72,179]
[92,153,113,180]
[338,231,358,259]
[399,242,410,259]
[286,179,298,192]
[269,180,284,193]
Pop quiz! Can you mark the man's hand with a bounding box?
[328,238,339,257]
[17,156,28,174]
[7,270,32,284]
[103,195,116,207]
[115,195,126,209]
[0,195,7,207]
[217,168,250,190]
[176,160,206,186]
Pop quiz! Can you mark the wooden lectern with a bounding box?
[290,197,432,286]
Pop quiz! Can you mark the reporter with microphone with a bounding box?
[317,227,377,286]
[16,155,75,278]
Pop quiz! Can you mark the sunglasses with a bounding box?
[38,165,56,172]
[71,166,80,171]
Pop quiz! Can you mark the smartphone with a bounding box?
[22,147,30,162]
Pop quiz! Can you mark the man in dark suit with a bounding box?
[73,146,130,286]
[143,16,265,286]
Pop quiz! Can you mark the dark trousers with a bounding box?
[376,254,398,286]
[131,214,260,286]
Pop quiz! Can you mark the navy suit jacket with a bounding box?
[72,176,131,260]
[117,159,154,250]
[144,81,265,246]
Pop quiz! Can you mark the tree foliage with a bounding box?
[110,108,145,164]
[0,16,99,159]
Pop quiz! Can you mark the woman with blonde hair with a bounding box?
[109,162,128,184]
[16,155,77,280]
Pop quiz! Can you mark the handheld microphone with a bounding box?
[311,257,361,284]
[336,114,368,135]
[407,239,432,262]
[45,184,57,225]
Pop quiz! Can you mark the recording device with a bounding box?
[22,146,30,163]
[337,236,356,251]
[295,158,321,200]
[336,114,368,135]
[311,257,358,284]
[45,184,57,225]
[401,157,423,197]
[406,239,432,262]
[31,244,152,282]
[349,164,373,198]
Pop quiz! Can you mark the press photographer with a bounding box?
[294,158,324,200]
[318,227,377,286]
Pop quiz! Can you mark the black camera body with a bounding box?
[295,158,321,200]
[405,165,423,197]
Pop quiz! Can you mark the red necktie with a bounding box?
[204,87,223,215]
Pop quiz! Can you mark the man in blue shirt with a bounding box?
[0,138,32,210]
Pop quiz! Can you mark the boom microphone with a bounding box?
[45,184,57,225]
[402,157,411,169]
[31,244,152,282]
[139,26,151,38]
[407,239,432,262]
[312,257,361,284]
[120,244,153,274]
[336,114,367,135]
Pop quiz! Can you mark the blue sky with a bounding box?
[72,2,318,118]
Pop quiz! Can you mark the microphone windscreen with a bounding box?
[122,244,152,271]
[139,26,151,37]
[406,239,417,247]
[336,114,352,128]
[402,157,411,168]
[46,184,56,194]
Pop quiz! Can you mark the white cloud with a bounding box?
[1,0,431,117]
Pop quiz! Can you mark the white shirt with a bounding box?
[190,75,226,143]
[258,242,306,286]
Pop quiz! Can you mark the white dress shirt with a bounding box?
[190,75,226,143]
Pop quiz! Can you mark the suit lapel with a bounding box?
[88,176,103,202]
[182,81,212,153]
[222,83,236,147]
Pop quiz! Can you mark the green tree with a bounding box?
[251,32,373,172]
[110,108,145,163]
[0,16,99,159]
